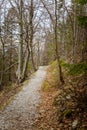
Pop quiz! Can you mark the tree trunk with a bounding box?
[30,0,36,71]
[22,47,30,81]
[17,0,24,83]
[55,0,64,84]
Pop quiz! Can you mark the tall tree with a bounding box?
[40,0,64,84]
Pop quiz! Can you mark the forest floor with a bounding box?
[34,61,87,130]
[34,88,60,130]
[0,66,47,130]
[0,64,87,130]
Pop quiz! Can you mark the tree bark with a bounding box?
[17,0,24,83]
[30,0,36,71]
[54,0,64,84]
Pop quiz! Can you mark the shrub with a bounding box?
[61,62,87,76]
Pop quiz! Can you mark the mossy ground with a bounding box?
[42,60,59,91]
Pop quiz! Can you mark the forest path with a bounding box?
[0,66,47,130]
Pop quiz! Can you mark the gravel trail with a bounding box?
[0,66,47,130]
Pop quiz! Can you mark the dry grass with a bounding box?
[42,60,59,91]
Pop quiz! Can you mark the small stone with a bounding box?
[59,123,63,128]
[66,95,71,100]
[39,110,45,114]
[72,119,78,129]
[59,107,65,112]
[64,125,68,128]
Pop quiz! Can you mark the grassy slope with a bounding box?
[42,60,59,91]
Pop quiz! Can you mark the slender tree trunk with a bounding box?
[72,2,77,63]
[37,42,40,67]
[22,48,30,81]
[0,42,5,89]
[9,32,13,81]
[17,0,24,83]
[21,24,30,81]
[0,9,5,89]
[55,0,64,84]
[30,0,36,71]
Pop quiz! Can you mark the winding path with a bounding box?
[0,66,47,130]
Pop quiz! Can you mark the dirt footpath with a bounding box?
[0,66,47,130]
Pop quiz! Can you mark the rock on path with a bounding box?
[0,66,47,130]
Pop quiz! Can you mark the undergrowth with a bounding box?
[42,60,59,91]
[42,59,87,129]
[61,61,87,76]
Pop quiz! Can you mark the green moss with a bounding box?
[61,62,87,76]
[42,80,51,91]
[42,60,59,91]
[49,60,59,85]
[76,0,87,5]
[28,62,33,71]
[69,63,87,75]
[77,16,87,27]
[49,60,57,70]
